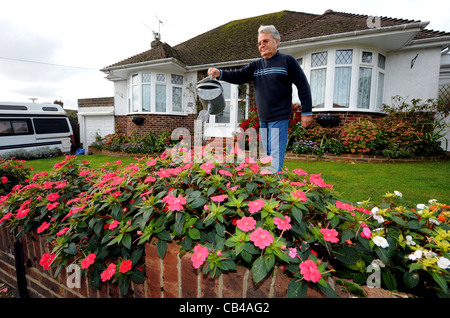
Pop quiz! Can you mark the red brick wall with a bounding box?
[77,97,114,108]
[115,114,197,137]
[0,227,290,298]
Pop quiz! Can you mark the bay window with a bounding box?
[304,48,386,112]
[128,72,185,114]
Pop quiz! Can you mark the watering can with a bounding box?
[196,75,226,116]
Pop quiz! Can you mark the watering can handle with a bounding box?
[196,74,214,85]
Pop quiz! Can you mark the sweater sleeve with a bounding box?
[289,57,312,116]
[219,63,255,85]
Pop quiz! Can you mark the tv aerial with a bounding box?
[143,16,164,41]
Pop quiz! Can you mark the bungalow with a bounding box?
[78,9,450,152]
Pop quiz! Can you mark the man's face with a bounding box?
[258,32,279,59]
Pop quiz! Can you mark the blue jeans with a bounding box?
[259,119,289,173]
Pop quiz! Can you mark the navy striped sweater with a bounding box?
[219,51,312,122]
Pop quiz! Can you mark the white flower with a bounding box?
[371,259,385,269]
[416,203,427,211]
[408,250,422,260]
[423,250,437,260]
[429,218,440,226]
[372,236,389,248]
[428,199,437,204]
[437,257,450,270]
[394,191,402,197]
[406,235,416,246]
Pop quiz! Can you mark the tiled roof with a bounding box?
[104,9,449,70]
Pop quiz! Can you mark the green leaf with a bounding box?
[403,271,420,289]
[157,239,167,258]
[252,256,269,284]
[287,279,307,298]
[64,242,77,255]
[188,228,200,240]
[291,206,303,224]
[381,269,397,291]
[431,271,448,294]
[122,234,132,250]
[333,246,360,265]
[111,203,122,220]
[174,213,185,236]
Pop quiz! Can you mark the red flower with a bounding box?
[46,192,60,202]
[236,216,256,232]
[211,194,228,203]
[81,253,96,269]
[119,259,133,273]
[191,245,209,269]
[56,227,69,236]
[335,201,356,212]
[40,252,56,270]
[1,176,7,184]
[249,227,273,249]
[320,228,339,243]
[37,221,50,234]
[100,263,116,281]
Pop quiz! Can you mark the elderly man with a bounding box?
[208,25,312,173]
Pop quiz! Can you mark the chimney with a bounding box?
[151,32,161,49]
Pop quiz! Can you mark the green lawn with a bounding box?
[25,155,449,206]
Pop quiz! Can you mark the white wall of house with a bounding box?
[384,47,441,104]
[113,80,128,116]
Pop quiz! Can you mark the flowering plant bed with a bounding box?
[0,150,449,297]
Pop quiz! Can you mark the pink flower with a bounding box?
[288,247,298,259]
[110,190,121,197]
[37,221,50,234]
[336,201,356,212]
[299,260,322,283]
[211,194,228,203]
[191,245,209,269]
[46,192,60,202]
[200,162,215,174]
[0,212,13,224]
[260,156,273,164]
[219,169,233,177]
[119,259,133,273]
[1,176,7,184]
[361,227,372,239]
[101,263,116,281]
[81,253,96,269]
[108,220,120,230]
[56,227,69,236]
[293,168,308,176]
[144,176,156,183]
[16,208,30,219]
[40,252,56,270]
[274,216,292,231]
[291,190,307,202]
[248,199,265,214]
[162,194,187,211]
[46,202,60,211]
[236,216,256,232]
[320,228,339,243]
[249,227,273,249]
[309,174,333,188]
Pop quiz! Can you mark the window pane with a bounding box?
[336,50,353,65]
[132,85,139,112]
[33,118,70,134]
[310,69,326,107]
[156,84,166,112]
[156,74,166,82]
[311,51,328,67]
[171,74,183,85]
[0,121,13,134]
[362,52,373,64]
[378,54,386,70]
[12,120,29,134]
[334,67,352,108]
[172,87,182,112]
[132,74,139,84]
[357,67,372,109]
[142,84,151,112]
[376,72,385,109]
[142,73,151,83]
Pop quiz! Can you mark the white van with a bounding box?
[0,102,74,155]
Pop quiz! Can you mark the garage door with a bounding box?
[85,116,115,151]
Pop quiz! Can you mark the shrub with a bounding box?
[0,147,60,161]
[0,158,33,196]
[0,152,448,297]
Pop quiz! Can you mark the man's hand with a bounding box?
[207,68,221,79]
[301,116,313,128]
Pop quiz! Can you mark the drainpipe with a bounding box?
[13,240,29,298]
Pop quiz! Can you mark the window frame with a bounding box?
[127,72,185,115]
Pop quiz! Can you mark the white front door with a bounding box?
[204,82,248,138]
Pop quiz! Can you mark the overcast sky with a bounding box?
[1,0,449,109]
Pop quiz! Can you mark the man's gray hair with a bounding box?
[258,25,280,42]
